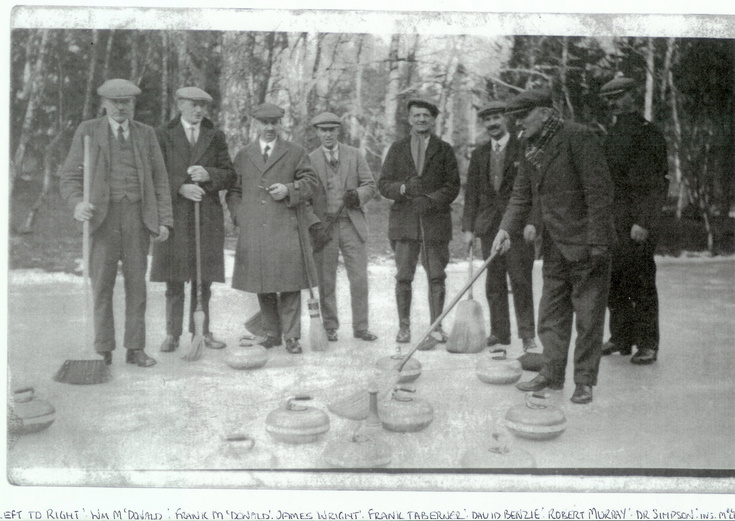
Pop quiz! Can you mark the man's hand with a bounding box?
[412,195,432,215]
[523,224,537,243]
[153,225,169,242]
[343,189,360,209]
[630,224,649,243]
[179,183,205,201]
[463,230,475,253]
[187,165,210,183]
[404,176,423,197]
[492,229,511,256]
[74,202,94,222]
[268,183,288,201]
[310,222,331,253]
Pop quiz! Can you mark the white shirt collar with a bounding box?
[180,117,200,131]
[490,132,510,151]
[322,144,339,158]
[260,137,277,154]
[107,117,129,136]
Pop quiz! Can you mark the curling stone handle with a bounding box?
[491,349,508,360]
[286,394,312,410]
[525,392,549,410]
[223,434,256,451]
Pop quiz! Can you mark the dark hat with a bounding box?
[407,98,439,117]
[478,100,507,118]
[175,86,213,102]
[251,103,285,120]
[600,77,636,98]
[310,112,342,128]
[505,89,553,117]
[97,79,141,99]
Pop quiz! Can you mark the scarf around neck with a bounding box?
[525,111,564,168]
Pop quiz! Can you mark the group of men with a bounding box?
[60,75,667,405]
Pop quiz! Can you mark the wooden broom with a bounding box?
[182,196,206,361]
[54,135,112,385]
[445,240,486,353]
[296,204,329,352]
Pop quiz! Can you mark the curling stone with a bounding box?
[460,431,536,468]
[265,395,330,444]
[504,392,567,441]
[225,344,268,370]
[476,349,523,385]
[376,346,422,384]
[8,387,55,435]
[322,432,392,468]
[216,433,278,469]
[378,386,433,433]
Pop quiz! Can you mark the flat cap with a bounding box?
[505,89,553,116]
[311,112,342,128]
[97,79,141,99]
[176,86,213,102]
[600,77,636,98]
[251,103,285,120]
[478,100,507,118]
[407,98,439,117]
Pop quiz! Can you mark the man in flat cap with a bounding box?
[60,78,173,367]
[151,87,236,354]
[462,100,538,352]
[599,76,668,365]
[226,103,319,354]
[493,88,615,404]
[378,98,460,345]
[308,112,378,343]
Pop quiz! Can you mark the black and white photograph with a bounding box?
[4,1,735,517]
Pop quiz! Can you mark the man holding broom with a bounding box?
[151,86,235,354]
[378,98,460,346]
[307,111,378,343]
[60,79,173,368]
[226,103,319,355]
[462,100,538,353]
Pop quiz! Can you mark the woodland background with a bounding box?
[8,30,735,271]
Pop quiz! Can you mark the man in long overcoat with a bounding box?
[226,103,319,354]
[462,100,538,352]
[378,98,460,345]
[60,79,173,367]
[493,89,615,404]
[151,87,235,353]
[308,111,378,343]
[599,76,669,365]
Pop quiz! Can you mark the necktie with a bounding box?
[263,145,270,164]
[189,126,197,146]
[117,125,125,143]
[415,134,425,176]
[327,149,338,170]
[491,142,503,192]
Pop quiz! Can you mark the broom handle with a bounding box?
[83,136,92,349]
[295,204,318,300]
[323,199,347,237]
[418,216,436,322]
[468,241,474,300]
[194,196,203,312]
[397,249,498,372]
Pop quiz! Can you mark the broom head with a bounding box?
[307,298,329,352]
[182,308,205,361]
[53,359,111,385]
[446,298,486,353]
[244,311,266,338]
[327,364,402,420]
[518,351,544,372]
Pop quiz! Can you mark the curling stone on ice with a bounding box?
[216,433,278,468]
[376,346,422,383]
[504,392,567,441]
[378,385,433,433]
[225,343,268,370]
[265,395,330,444]
[476,349,522,385]
[460,431,536,468]
[8,387,55,435]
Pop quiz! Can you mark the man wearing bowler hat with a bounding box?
[378,98,460,346]
[493,89,615,404]
[151,86,236,354]
[462,100,538,352]
[227,103,319,354]
[60,78,173,367]
[599,76,668,365]
[308,111,378,343]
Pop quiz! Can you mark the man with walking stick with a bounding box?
[378,98,460,346]
[227,103,319,355]
[60,79,173,368]
[308,111,378,343]
[151,87,235,354]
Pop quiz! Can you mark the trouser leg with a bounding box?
[315,224,341,331]
[393,240,420,328]
[258,293,281,339]
[482,235,510,342]
[279,290,302,340]
[339,220,369,332]
[119,200,149,351]
[607,240,635,347]
[424,241,449,325]
[506,236,536,339]
[165,281,185,338]
[633,240,660,351]
[89,204,122,353]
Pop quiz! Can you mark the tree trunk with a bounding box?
[382,34,401,159]
[560,36,575,120]
[96,30,115,116]
[82,30,99,121]
[644,37,654,122]
[161,32,169,125]
[665,40,686,219]
[130,31,139,84]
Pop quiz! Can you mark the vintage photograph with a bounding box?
[4,1,734,509]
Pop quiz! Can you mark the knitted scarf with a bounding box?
[524,111,564,168]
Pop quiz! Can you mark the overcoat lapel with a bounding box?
[263,138,287,175]
[538,133,563,181]
[173,123,192,165]
[247,143,267,173]
[311,147,329,189]
[190,126,214,166]
[93,118,111,170]
[422,135,441,175]
[337,144,349,190]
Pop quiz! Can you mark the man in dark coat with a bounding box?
[60,79,173,367]
[599,77,669,365]
[151,87,236,353]
[493,89,615,404]
[462,100,538,352]
[226,103,319,354]
[378,98,460,345]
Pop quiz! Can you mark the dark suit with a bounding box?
[150,116,236,338]
[604,112,668,352]
[500,121,615,386]
[378,134,460,327]
[463,133,536,342]
[60,116,173,353]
